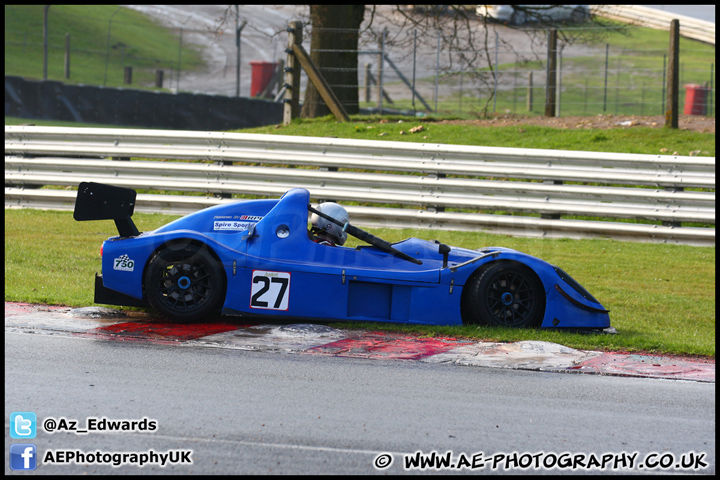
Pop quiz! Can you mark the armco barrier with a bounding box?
[4,126,715,246]
[593,5,715,45]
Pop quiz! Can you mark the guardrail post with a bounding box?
[541,180,562,219]
[662,186,684,227]
[426,173,446,213]
[317,166,339,203]
[283,21,302,126]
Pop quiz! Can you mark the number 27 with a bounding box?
[250,271,290,310]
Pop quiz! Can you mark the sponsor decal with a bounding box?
[113,254,135,272]
[213,215,263,231]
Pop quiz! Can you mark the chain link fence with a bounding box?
[308,22,715,118]
[5,8,715,119]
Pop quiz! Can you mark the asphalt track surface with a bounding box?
[4,303,715,474]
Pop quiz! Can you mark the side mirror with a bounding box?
[438,243,451,268]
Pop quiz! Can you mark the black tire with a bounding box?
[144,243,225,322]
[462,262,545,328]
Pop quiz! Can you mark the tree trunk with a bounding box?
[301,5,365,118]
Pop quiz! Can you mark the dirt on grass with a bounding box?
[434,113,715,133]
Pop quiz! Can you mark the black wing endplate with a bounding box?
[74,182,140,238]
[308,204,422,265]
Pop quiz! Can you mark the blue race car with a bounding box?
[74,182,612,330]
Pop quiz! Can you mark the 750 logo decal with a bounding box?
[113,254,135,272]
[250,271,290,310]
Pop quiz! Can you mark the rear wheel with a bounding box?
[144,243,225,322]
[462,262,545,328]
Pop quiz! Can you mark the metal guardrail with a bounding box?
[5,126,715,246]
[593,5,715,45]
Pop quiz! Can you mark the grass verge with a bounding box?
[4,5,203,89]
[237,115,715,157]
[4,209,715,357]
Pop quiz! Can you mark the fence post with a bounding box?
[603,44,609,111]
[545,29,557,117]
[412,29,417,111]
[103,7,121,87]
[493,31,498,113]
[661,54,667,115]
[665,19,679,128]
[710,63,714,116]
[557,50,562,117]
[43,5,50,80]
[527,71,533,111]
[364,63,372,103]
[176,28,183,91]
[64,33,70,79]
[124,66,132,85]
[235,14,247,97]
[377,28,386,113]
[434,33,440,113]
[155,70,164,88]
[283,21,302,126]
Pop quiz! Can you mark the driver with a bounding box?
[309,202,348,247]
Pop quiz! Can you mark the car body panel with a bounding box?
[83,185,610,330]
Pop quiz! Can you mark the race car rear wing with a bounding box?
[74,182,140,238]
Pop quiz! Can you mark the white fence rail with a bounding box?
[593,5,715,45]
[5,126,715,246]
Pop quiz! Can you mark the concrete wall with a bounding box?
[5,76,283,131]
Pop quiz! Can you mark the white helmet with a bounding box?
[310,202,349,246]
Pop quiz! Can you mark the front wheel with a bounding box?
[462,262,545,328]
[144,243,225,322]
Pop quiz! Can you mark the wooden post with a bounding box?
[364,63,372,103]
[292,43,349,122]
[283,21,302,126]
[545,29,557,117]
[665,19,679,129]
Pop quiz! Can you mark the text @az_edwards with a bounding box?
[42,416,156,434]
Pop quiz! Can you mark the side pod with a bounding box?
[74,182,140,238]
